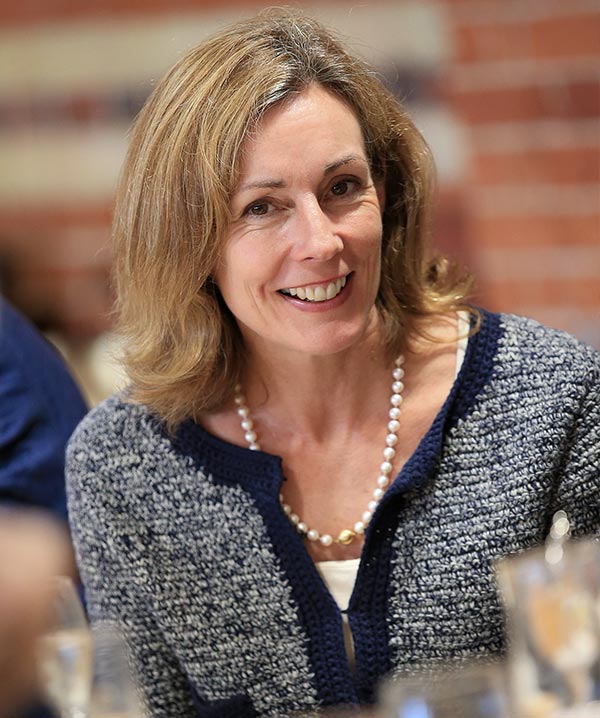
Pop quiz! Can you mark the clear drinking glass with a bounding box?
[89,622,145,718]
[378,662,510,718]
[37,576,93,718]
[496,535,600,717]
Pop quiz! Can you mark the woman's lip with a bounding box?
[277,273,350,293]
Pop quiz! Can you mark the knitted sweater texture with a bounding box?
[66,311,600,718]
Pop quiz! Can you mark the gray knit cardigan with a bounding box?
[66,310,600,718]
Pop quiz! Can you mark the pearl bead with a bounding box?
[377,475,389,488]
[307,529,319,542]
[392,381,404,394]
[320,534,333,547]
[290,513,299,525]
[373,487,384,501]
[362,510,372,523]
[389,407,401,420]
[297,522,308,534]
[383,447,395,460]
[241,419,253,431]
[391,394,403,407]
[249,443,260,450]
[354,521,365,534]
[380,461,393,474]
[393,367,404,380]
[386,434,398,447]
[237,406,249,418]
[368,500,377,511]
[245,431,257,444]
[388,420,400,433]
[234,394,244,405]
[395,356,405,366]
[282,503,292,515]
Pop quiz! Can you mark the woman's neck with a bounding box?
[240,318,394,445]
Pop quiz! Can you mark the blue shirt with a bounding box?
[0,298,88,521]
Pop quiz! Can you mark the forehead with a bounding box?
[237,85,368,178]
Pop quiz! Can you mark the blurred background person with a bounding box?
[0,298,87,715]
[0,296,88,525]
[0,512,72,717]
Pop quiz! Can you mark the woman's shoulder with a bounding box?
[67,391,165,460]
[484,310,600,380]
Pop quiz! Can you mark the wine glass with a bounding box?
[37,576,93,718]
[496,536,600,715]
[378,662,510,718]
[89,622,145,718]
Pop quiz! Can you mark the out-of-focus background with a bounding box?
[1,0,598,405]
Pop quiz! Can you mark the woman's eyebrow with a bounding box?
[323,154,369,175]
[237,179,286,193]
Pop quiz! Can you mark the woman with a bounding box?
[66,9,600,717]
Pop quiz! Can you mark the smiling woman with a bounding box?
[107,7,468,430]
[66,8,600,718]
[215,85,384,361]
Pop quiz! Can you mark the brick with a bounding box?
[478,277,600,310]
[472,145,600,185]
[447,80,600,125]
[11,265,113,337]
[476,245,600,282]
[469,184,599,217]
[468,214,600,248]
[0,0,272,28]
[454,12,600,63]
[0,203,111,233]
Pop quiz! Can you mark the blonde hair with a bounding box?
[113,8,473,429]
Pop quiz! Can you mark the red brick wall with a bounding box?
[443,0,600,345]
[0,0,598,348]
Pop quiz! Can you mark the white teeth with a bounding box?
[281,275,348,303]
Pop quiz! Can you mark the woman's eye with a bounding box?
[329,179,357,197]
[245,201,270,217]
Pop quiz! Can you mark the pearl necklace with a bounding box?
[234,356,405,547]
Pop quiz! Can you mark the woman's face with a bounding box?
[215,84,385,362]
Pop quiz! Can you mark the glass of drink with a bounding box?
[37,576,93,718]
[378,662,510,718]
[496,534,600,716]
[89,621,145,718]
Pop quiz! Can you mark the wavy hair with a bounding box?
[113,8,474,429]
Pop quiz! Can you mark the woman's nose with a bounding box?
[290,198,344,262]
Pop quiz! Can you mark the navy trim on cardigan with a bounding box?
[349,309,501,700]
[168,308,502,709]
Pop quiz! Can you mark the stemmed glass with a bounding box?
[89,622,145,718]
[378,662,510,718]
[37,576,93,718]
[496,516,600,716]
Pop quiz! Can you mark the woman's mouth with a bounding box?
[279,274,348,303]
